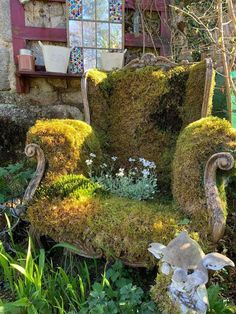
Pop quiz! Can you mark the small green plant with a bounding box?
[86,154,158,201]
[0,233,159,314]
[207,284,236,314]
[80,261,158,314]
[0,162,34,203]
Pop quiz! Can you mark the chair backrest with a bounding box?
[85,57,215,191]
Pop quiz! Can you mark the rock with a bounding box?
[0,103,83,164]
[0,47,10,90]
[47,78,68,89]
[0,0,12,42]
[61,91,83,105]
[24,1,66,28]
[0,103,83,125]
[68,79,81,89]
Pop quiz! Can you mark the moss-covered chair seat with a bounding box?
[23,57,236,267]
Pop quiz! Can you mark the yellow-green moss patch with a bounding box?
[172,116,236,220]
[27,119,101,180]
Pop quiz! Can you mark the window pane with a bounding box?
[68,0,82,20]
[82,0,95,19]
[97,23,109,48]
[69,47,84,73]
[109,0,123,23]
[69,20,82,47]
[83,21,96,47]
[96,0,109,21]
[84,49,96,71]
[97,49,108,69]
[110,23,122,49]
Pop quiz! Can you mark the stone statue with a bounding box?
[148,231,235,314]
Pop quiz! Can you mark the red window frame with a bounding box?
[10,0,171,92]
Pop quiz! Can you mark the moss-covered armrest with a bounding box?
[26,119,101,181]
[173,116,236,242]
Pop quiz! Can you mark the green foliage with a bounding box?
[41,174,103,200]
[0,235,158,314]
[80,261,158,314]
[207,284,236,314]
[0,162,34,203]
[173,0,216,59]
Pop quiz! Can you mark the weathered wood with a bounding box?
[124,53,177,69]
[204,152,234,242]
[81,71,91,125]
[23,144,46,203]
[201,58,214,117]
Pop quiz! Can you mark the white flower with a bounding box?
[85,159,93,166]
[149,161,156,169]
[128,157,136,162]
[90,153,96,158]
[111,156,118,161]
[142,169,150,178]
[116,168,125,177]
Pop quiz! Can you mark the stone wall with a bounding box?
[0,0,84,163]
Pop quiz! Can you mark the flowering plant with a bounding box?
[85,154,158,201]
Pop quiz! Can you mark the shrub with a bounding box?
[27,119,101,180]
[172,117,236,220]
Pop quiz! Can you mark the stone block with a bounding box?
[68,79,81,89]
[0,46,10,91]
[61,91,83,105]
[24,1,66,28]
[0,0,12,42]
[47,78,68,89]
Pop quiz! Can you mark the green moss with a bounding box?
[27,119,101,180]
[87,62,214,192]
[39,174,103,200]
[181,61,215,127]
[87,70,110,149]
[172,116,236,221]
[150,272,180,314]
[28,184,201,267]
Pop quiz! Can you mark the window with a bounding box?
[67,0,124,73]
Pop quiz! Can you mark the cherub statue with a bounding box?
[148,231,235,314]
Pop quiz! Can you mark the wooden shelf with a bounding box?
[16,70,82,79]
[16,70,82,94]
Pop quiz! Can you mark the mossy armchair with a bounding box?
[22,56,236,267]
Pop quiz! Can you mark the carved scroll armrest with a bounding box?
[204,152,234,242]
[15,144,45,216]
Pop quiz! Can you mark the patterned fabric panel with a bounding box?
[69,47,84,73]
[109,0,123,22]
[67,0,82,20]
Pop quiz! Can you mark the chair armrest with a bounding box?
[204,152,234,242]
